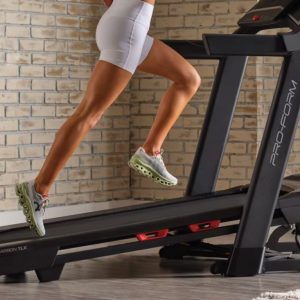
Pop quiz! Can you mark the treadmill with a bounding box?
[2,0,300,282]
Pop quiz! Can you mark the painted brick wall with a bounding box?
[2,0,291,212]
[0,0,131,210]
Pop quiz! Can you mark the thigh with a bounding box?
[137,38,197,82]
[74,60,132,118]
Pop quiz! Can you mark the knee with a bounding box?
[73,109,104,129]
[175,67,201,95]
[87,115,102,128]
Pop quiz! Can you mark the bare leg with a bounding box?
[142,82,199,155]
[136,38,201,155]
[34,38,200,195]
[34,61,132,196]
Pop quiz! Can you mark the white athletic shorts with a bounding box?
[95,0,154,74]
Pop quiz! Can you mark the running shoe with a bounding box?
[128,147,178,186]
[15,179,49,237]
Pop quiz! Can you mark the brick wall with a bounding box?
[1,0,292,212]
[0,0,130,210]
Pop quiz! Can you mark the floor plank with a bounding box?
[1,246,300,300]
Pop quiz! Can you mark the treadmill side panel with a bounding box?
[0,245,58,276]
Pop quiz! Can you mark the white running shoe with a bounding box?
[15,179,49,237]
[128,147,178,186]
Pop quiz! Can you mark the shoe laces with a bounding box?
[34,194,49,215]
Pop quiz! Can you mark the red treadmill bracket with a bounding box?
[189,220,220,233]
[136,229,169,241]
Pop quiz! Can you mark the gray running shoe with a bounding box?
[15,179,49,237]
[128,147,178,186]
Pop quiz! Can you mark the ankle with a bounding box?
[142,145,161,156]
[34,179,49,197]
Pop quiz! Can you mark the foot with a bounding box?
[128,146,178,186]
[15,179,49,237]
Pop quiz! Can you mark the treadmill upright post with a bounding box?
[227,50,300,276]
[186,56,247,196]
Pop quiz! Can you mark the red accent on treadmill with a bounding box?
[252,15,261,22]
[189,220,221,233]
[136,229,169,241]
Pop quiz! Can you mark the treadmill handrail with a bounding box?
[203,33,288,56]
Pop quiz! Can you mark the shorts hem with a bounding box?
[98,57,135,75]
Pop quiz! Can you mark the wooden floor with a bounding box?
[1,246,300,300]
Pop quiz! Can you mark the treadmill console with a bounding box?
[238,0,298,29]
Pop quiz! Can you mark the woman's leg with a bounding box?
[34,37,200,195]
[34,60,133,195]
[136,38,201,155]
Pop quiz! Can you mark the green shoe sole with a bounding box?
[128,155,176,186]
[15,183,44,237]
